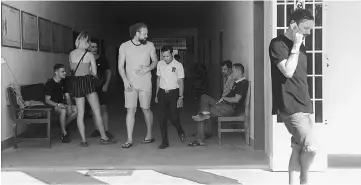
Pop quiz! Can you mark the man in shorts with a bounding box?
[88,40,114,139]
[269,8,316,185]
[118,22,158,148]
[44,64,77,143]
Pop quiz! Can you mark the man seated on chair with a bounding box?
[44,64,77,143]
[192,60,235,139]
[188,63,249,147]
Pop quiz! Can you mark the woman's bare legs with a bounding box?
[86,92,108,140]
[75,97,86,142]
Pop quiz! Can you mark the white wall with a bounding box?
[323,1,361,154]
[1,1,105,141]
[201,2,255,142]
[264,1,274,157]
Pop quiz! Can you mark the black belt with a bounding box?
[160,88,178,93]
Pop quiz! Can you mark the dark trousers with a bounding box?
[158,88,184,145]
[199,94,235,117]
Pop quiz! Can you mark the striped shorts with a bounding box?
[71,75,96,98]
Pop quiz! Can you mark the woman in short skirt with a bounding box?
[70,31,115,147]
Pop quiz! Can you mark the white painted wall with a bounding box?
[323,1,361,154]
[1,1,105,141]
[200,1,255,144]
[221,1,255,142]
[263,0,274,161]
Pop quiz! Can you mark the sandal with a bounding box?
[80,142,89,147]
[187,140,205,147]
[100,138,116,145]
[122,142,133,148]
[141,138,155,144]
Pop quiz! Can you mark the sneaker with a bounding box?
[105,131,114,139]
[192,113,210,122]
[90,129,101,138]
[60,133,71,143]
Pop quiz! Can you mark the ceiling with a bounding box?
[97,1,212,28]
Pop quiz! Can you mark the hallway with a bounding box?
[1,96,268,170]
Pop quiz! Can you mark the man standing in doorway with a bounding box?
[269,9,316,185]
[155,45,185,149]
[88,40,114,139]
[118,23,158,148]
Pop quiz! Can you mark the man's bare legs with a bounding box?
[289,147,316,185]
[142,108,153,140]
[67,107,78,124]
[101,105,109,131]
[125,108,136,144]
[56,108,68,134]
[300,150,316,185]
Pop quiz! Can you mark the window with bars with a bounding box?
[275,0,324,123]
[150,37,187,50]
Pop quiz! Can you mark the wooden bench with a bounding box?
[217,81,251,146]
[7,86,53,148]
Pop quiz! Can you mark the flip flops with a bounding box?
[187,140,205,147]
[141,138,155,144]
[122,142,133,148]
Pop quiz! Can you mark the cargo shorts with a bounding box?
[279,111,317,152]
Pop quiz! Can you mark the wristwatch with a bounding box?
[179,96,184,99]
[290,50,300,55]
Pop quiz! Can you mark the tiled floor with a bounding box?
[1,97,268,170]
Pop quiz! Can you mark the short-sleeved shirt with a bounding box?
[157,59,185,90]
[44,78,68,103]
[269,34,313,115]
[96,55,110,83]
[225,78,249,113]
[119,40,156,92]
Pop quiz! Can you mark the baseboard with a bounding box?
[1,137,14,151]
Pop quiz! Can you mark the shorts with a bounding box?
[124,89,152,109]
[71,75,96,98]
[279,111,317,152]
[97,88,107,105]
[54,105,77,116]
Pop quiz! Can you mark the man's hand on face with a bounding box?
[292,24,304,46]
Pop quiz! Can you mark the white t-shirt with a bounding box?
[157,59,185,90]
[119,40,156,92]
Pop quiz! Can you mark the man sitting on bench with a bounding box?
[44,64,77,143]
[192,60,235,139]
[188,63,249,147]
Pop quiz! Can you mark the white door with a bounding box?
[269,0,327,171]
[323,1,361,154]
